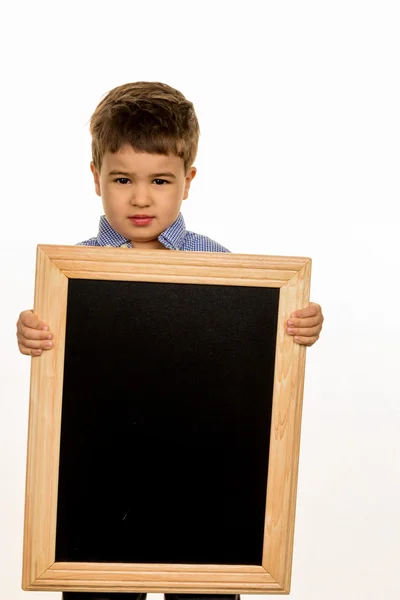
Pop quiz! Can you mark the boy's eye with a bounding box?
[114,178,168,185]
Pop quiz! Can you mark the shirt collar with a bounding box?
[97,212,187,250]
[158,212,187,250]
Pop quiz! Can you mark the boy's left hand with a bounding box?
[286,302,324,347]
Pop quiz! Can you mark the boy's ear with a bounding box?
[183,166,197,200]
[90,162,101,197]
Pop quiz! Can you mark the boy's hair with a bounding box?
[90,82,200,173]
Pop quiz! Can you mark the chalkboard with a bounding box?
[23,246,311,595]
[56,279,279,565]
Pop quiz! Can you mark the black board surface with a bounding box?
[55,279,279,566]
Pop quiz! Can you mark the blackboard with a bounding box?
[22,246,311,594]
[56,279,279,565]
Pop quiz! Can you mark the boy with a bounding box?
[16,82,324,600]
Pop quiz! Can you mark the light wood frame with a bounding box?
[22,245,311,595]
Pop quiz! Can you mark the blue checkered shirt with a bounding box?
[77,213,229,252]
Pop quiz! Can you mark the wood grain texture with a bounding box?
[40,245,306,288]
[34,561,284,594]
[27,562,284,594]
[40,245,309,270]
[22,245,311,594]
[22,247,68,588]
[51,562,267,572]
[262,259,311,592]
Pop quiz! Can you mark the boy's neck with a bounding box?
[130,239,166,250]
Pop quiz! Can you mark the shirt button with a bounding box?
[120,243,129,248]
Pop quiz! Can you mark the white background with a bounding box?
[1,1,399,599]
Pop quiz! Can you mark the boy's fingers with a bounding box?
[19,310,49,331]
[19,310,40,328]
[287,325,321,338]
[291,302,322,319]
[17,333,53,350]
[16,310,52,357]
[287,315,322,329]
[17,342,44,357]
[293,335,320,347]
[17,324,52,341]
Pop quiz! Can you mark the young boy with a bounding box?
[16,82,324,600]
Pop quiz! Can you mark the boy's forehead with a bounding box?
[102,145,184,174]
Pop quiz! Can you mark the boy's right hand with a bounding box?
[16,310,53,357]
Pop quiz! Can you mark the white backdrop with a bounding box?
[1,1,399,599]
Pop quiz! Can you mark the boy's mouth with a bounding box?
[128,215,154,226]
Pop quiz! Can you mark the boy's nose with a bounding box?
[130,191,151,207]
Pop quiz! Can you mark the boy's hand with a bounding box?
[16,310,53,357]
[286,302,323,347]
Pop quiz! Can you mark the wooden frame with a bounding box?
[22,245,311,595]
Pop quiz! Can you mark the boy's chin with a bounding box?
[128,229,165,249]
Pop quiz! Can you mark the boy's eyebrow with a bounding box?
[108,170,176,179]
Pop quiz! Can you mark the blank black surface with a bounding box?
[56,279,279,565]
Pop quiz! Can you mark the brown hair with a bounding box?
[90,82,200,173]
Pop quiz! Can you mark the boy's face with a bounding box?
[91,144,196,249]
